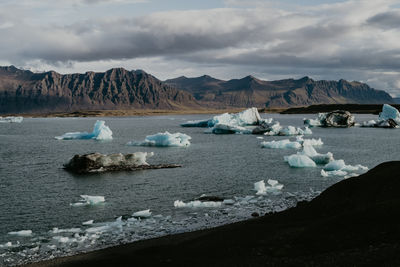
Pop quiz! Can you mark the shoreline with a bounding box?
[24,161,400,267]
[1,104,396,118]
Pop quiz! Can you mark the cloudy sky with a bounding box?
[1,0,400,96]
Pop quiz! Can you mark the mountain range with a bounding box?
[0,66,394,114]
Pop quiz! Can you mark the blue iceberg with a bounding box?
[127,131,191,147]
[55,120,113,141]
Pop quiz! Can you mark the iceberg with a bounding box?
[261,139,302,149]
[132,209,152,218]
[82,220,94,225]
[127,132,191,147]
[379,104,400,122]
[62,152,181,174]
[278,126,312,136]
[0,116,23,123]
[181,107,262,128]
[55,120,113,140]
[8,230,32,237]
[70,195,105,207]
[323,159,368,175]
[284,154,317,168]
[302,138,324,147]
[254,179,284,195]
[321,169,348,177]
[211,123,253,134]
[174,200,222,208]
[304,110,355,128]
[298,144,333,164]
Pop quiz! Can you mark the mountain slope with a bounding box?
[0,66,199,113]
[165,75,394,108]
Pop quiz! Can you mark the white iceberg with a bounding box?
[298,144,333,164]
[261,139,302,149]
[8,230,32,237]
[132,209,152,218]
[70,195,105,207]
[379,104,400,122]
[0,116,23,123]
[284,154,316,168]
[55,120,113,140]
[174,200,222,208]
[127,132,191,147]
[278,126,312,136]
[254,179,284,195]
[323,159,368,176]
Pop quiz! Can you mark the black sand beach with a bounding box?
[24,161,400,267]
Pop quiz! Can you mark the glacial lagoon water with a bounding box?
[1,113,400,265]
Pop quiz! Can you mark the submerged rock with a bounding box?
[64,152,181,174]
[304,110,355,128]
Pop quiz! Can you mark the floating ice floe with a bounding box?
[301,138,324,147]
[174,200,222,208]
[261,139,302,149]
[0,116,23,123]
[82,220,94,225]
[8,230,32,237]
[254,179,284,195]
[127,132,191,147]
[322,159,368,177]
[181,107,262,128]
[284,154,317,168]
[278,126,312,136]
[51,227,81,234]
[360,104,400,128]
[132,209,152,218]
[304,110,355,128]
[297,144,333,164]
[55,120,113,140]
[70,195,105,207]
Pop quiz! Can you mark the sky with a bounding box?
[1,0,400,96]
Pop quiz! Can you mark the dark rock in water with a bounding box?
[64,152,181,174]
[323,110,355,127]
[196,196,224,202]
[251,212,260,217]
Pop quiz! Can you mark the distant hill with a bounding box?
[165,75,394,108]
[0,66,199,114]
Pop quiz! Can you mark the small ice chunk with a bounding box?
[132,209,152,218]
[127,132,191,147]
[0,116,23,123]
[55,120,113,141]
[298,144,333,164]
[51,227,81,234]
[323,159,368,174]
[174,200,222,208]
[261,139,302,149]
[222,199,235,205]
[285,154,317,168]
[82,220,94,225]
[0,242,13,248]
[279,126,312,136]
[52,236,71,243]
[302,138,324,147]
[321,169,348,177]
[254,179,284,195]
[70,195,105,207]
[8,230,32,237]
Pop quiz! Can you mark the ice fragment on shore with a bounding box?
[254,179,284,195]
[8,230,32,237]
[55,120,113,140]
[174,200,222,208]
[127,132,191,147]
[284,154,317,167]
[0,116,23,123]
[132,209,152,218]
[70,195,105,207]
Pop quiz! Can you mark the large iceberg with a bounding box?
[55,120,113,140]
[127,132,191,147]
[0,116,23,123]
[361,104,400,128]
[254,179,284,195]
[304,110,355,128]
[284,154,316,168]
[181,107,262,128]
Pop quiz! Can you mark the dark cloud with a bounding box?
[367,11,400,29]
